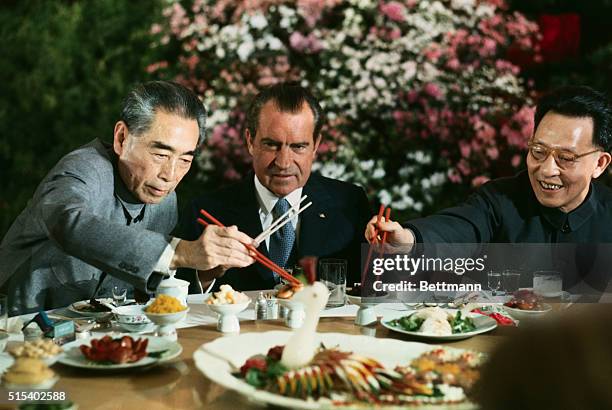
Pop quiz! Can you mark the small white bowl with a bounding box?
[113,305,152,324]
[207,300,250,333]
[207,300,251,316]
[504,304,552,321]
[115,321,156,334]
[4,375,59,390]
[144,307,189,326]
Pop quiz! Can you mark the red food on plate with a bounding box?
[80,335,148,364]
[504,289,544,311]
[471,309,515,326]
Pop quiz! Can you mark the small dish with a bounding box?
[207,300,251,333]
[113,304,151,324]
[503,303,552,321]
[144,307,189,341]
[115,321,156,334]
[69,299,114,319]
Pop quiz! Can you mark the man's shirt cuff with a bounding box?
[154,237,181,275]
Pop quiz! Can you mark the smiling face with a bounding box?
[246,101,321,197]
[527,112,611,213]
[113,110,199,204]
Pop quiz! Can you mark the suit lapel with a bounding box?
[223,176,273,282]
[299,175,333,258]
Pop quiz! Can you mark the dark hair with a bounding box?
[120,81,207,147]
[534,85,612,152]
[245,82,325,142]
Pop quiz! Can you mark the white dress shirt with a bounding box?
[254,174,303,250]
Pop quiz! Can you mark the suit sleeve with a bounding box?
[348,186,372,284]
[404,185,500,244]
[35,161,170,292]
[173,198,204,293]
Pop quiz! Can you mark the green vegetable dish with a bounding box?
[388,311,476,334]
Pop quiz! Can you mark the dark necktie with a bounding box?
[268,198,296,282]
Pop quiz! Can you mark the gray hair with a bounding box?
[120,81,207,147]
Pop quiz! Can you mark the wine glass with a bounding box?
[112,286,127,306]
[487,271,501,296]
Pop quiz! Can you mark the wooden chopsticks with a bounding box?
[253,195,312,247]
[197,209,302,286]
[361,204,392,282]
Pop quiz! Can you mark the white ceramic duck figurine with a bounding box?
[280,281,329,369]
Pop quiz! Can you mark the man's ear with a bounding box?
[312,134,322,158]
[113,121,129,156]
[245,128,255,156]
[592,151,612,178]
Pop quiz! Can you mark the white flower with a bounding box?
[249,13,268,30]
[237,41,254,61]
[372,168,386,179]
[378,189,392,206]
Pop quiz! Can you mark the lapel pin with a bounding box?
[319,213,326,218]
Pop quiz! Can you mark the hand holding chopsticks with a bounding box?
[172,224,255,272]
[197,209,302,286]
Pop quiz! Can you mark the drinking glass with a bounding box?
[533,271,563,297]
[487,271,501,296]
[319,259,347,308]
[0,294,7,331]
[112,286,127,306]
[502,270,521,295]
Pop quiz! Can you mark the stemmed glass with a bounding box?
[487,271,501,296]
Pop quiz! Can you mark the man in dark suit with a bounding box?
[179,83,371,291]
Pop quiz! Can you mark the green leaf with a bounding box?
[245,368,265,388]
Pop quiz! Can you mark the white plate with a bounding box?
[68,299,114,319]
[380,310,497,341]
[58,334,182,369]
[194,331,477,409]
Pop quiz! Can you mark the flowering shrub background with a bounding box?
[153,0,540,216]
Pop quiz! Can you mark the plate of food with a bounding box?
[68,298,114,319]
[503,289,552,320]
[381,307,497,341]
[9,338,64,366]
[194,330,481,409]
[57,334,182,370]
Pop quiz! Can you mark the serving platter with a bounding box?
[380,310,497,341]
[194,330,477,409]
[58,335,182,370]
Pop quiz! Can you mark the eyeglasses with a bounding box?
[527,141,602,169]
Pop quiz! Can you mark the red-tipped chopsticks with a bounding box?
[197,209,302,286]
[361,204,392,282]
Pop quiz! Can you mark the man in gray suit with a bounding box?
[0,81,254,315]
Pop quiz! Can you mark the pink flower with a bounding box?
[486,147,499,160]
[459,140,471,158]
[380,2,406,22]
[423,83,443,99]
[446,58,460,70]
[511,154,522,168]
[289,32,322,53]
